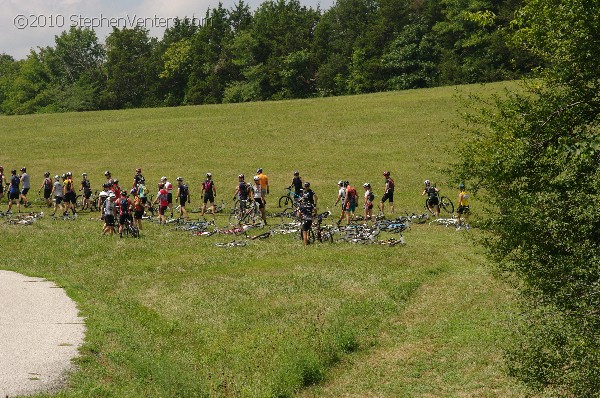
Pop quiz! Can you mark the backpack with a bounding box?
[368,192,375,202]
[120,198,130,214]
[180,184,189,198]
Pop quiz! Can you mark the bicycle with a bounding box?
[229,200,259,225]
[122,217,140,238]
[425,189,454,215]
[278,187,302,208]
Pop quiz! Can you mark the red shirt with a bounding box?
[159,189,168,207]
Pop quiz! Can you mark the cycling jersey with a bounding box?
[21,173,30,189]
[253,184,263,199]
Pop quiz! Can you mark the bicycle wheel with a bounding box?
[75,195,83,209]
[439,196,454,214]
[298,228,315,244]
[279,195,292,208]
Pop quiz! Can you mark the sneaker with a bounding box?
[456,226,462,231]
[465,225,470,230]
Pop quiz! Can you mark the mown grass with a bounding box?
[0,81,527,397]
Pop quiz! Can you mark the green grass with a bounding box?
[1,81,528,397]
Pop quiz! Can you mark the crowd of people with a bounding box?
[1,165,471,240]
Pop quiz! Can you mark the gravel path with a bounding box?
[0,270,85,397]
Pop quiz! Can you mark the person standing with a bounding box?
[298,182,317,246]
[252,175,267,224]
[80,173,92,210]
[234,174,250,211]
[118,191,133,238]
[343,181,357,225]
[334,180,347,226]
[103,192,116,236]
[50,175,64,216]
[132,168,145,190]
[161,176,174,217]
[19,167,31,208]
[290,171,303,203]
[201,173,217,216]
[38,171,53,207]
[256,168,269,207]
[0,166,6,203]
[422,179,440,217]
[152,183,169,225]
[176,177,190,220]
[7,169,21,213]
[63,172,77,215]
[456,183,471,230]
[379,171,395,215]
[131,188,144,232]
[363,183,374,221]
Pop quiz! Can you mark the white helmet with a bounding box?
[363,183,370,188]
[206,172,212,177]
[108,192,116,198]
[424,179,431,186]
[161,176,167,181]
[99,191,109,198]
[54,175,60,180]
[253,175,260,181]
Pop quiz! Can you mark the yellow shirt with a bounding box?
[258,173,269,191]
[459,190,470,206]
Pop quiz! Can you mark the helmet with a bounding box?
[294,171,299,176]
[11,169,17,175]
[44,172,50,177]
[55,175,60,180]
[363,183,370,188]
[337,180,344,186]
[130,188,137,195]
[253,176,260,181]
[121,191,127,196]
[20,167,26,172]
[108,192,116,198]
[459,183,465,190]
[103,183,110,188]
[61,173,66,178]
[0,166,3,171]
[99,191,108,198]
[238,174,244,179]
[383,171,390,177]
[256,168,263,173]
[104,170,111,176]
[206,172,212,178]
[344,181,349,187]
[136,168,142,173]
[424,179,431,186]
[114,179,119,184]
[304,181,310,188]
[158,183,164,189]
[161,176,167,181]
[82,172,87,176]
[176,176,183,181]
[66,171,72,177]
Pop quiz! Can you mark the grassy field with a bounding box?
[0,82,528,397]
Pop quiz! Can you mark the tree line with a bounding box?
[0,0,534,115]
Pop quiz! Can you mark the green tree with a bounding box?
[456,0,600,395]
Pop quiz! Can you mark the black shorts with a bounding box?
[301,219,313,231]
[381,191,393,203]
[84,190,92,199]
[9,191,19,200]
[159,205,168,215]
[105,214,115,226]
[134,210,144,220]
[457,205,470,215]
[167,193,173,204]
[44,189,52,199]
[255,198,264,209]
[141,197,147,204]
[67,191,76,204]
[428,196,439,206]
[21,188,30,195]
[119,214,132,225]
[55,196,63,204]
[203,193,214,204]
[179,197,187,207]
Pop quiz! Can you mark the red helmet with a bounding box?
[383,171,390,177]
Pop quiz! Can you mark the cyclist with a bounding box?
[50,175,65,216]
[161,176,174,217]
[201,172,217,216]
[80,173,92,210]
[104,170,113,186]
[456,183,471,230]
[38,171,53,207]
[131,188,144,231]
[19,167,31,208]
[256,168,269,206]
[252,175,267,224]
[234,174,250,211]
[422,179,440,217]
[363,183,375,221]
[112,178,122,198]
[176,177,190,220]
[379,171,395,215]
[298,182,317,246]
[103,192,116,236]
[343,181,358,225]
[98,183,110,220]
[132,168,145,189]
[334,180,346,226]
[118,191,133,238]
[152,183,169,225]
[0,166,5,203]
[7,169,21,213]
[290,171,303,203]
[63,172,77,215]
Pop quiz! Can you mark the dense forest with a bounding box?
[0,0,534,115]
